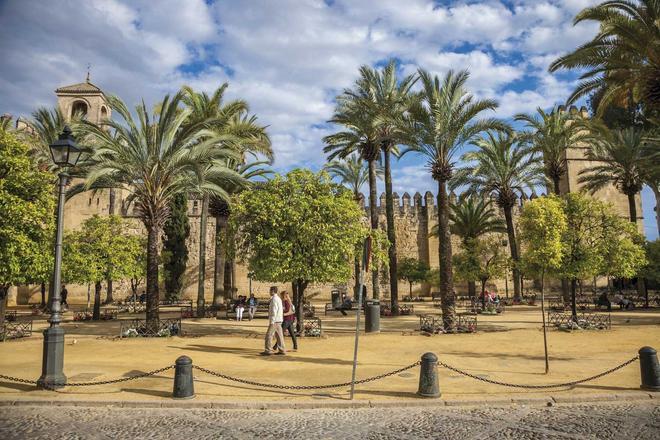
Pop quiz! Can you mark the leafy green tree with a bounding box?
[63,215,144,320]
[453,236,508,306]
[519,195,567,373]
[231,169,388,330]
[549,0,660,113]
[453,131,543,301]
[401,69,506,330]
[0,131,54,325]
[78,92,240,326]
[640,240,660,294]
[556,193,646,319]
[162,193,190,302]
[325,154,383,296]
[397,257,430,297]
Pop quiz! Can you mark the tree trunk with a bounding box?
[145,223,160,326]
[409,282,413,298]
[481,279,487,310]
[552,177,561,196]
[652,185,660,236]
[106,188,116,304]
[503,205,521,301]
[0,285,8,327]
[570,278,578,322]
[293,279,307,334]
[437,179,456,331]
[468,280,476,298]
[223,260,233,301]
[368,159,379,299]
[383,149,399,315]
[540,272,549,374]
[93,281,102,320]
[213,215,227,306]
[197,195,209,318]
[40,282,46,307]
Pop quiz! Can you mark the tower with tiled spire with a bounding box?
[55,70,111,124]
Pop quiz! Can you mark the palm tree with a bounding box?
[181,85,271,315]
[401,69,506,329]
[641,131,660,234]
[324,94,382,298]
[431,196,506,297]
[348,60,418,314]
[515,107,588,195]
[578,122,647,223]
[325,154,384,296]
[210,159,272,307]
[452,131,544,302]
[549,0,660,114]
[78,92,240,326]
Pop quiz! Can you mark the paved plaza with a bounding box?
[0,401,658,439]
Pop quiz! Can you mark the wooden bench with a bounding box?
[324,303,362,315]
[4,310,17,322]
[226,302,269,319]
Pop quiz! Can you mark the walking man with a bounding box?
[262,286,285,355]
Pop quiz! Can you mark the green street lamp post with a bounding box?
[37,125,81,389]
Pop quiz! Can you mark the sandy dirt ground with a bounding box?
[0,302,658,402]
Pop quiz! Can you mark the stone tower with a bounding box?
[559,105,643,231]
[55,75,111,124]
[56,77,116,230]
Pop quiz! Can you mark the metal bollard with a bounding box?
[639,346,660,391]
[173,355,195,399]
[417,352,440,398]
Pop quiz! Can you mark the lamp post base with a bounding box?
[37,327,66,389]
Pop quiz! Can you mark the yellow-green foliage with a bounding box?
[519,195,566,277]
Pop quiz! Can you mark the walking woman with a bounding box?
[280,291,298,351]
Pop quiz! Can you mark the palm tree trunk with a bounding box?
[224,260,233,301]
[552,177,561,196]
[93,281,102,320]
[368,159,379,299]
[213,215,227,307]
[383,149,398,315]
[437,179,456,330]
[503,205,521,301]
[106,188,116,304]
[354,256,361,298]
[196,195,209,318]
[627,192,637,223]
[145,223,160,326]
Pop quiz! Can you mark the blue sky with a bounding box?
[0,0,656,239]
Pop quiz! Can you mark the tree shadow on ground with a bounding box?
[440,350,576,362]
[170,344,356,366]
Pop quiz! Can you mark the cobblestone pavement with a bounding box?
[0,401,658,439]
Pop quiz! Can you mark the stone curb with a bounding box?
[0,392,655,410]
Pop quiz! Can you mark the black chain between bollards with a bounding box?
[436,356,639,389]
[193,362,421,390]
[0,365,174,389]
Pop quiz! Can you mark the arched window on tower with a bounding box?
[71,101,88,119]
[100,106,108,120]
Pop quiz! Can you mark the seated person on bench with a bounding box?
[613,293,634,310]
[338,293,353,316]
[596,291,612,311]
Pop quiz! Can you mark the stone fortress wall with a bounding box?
[7,82,644,305]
